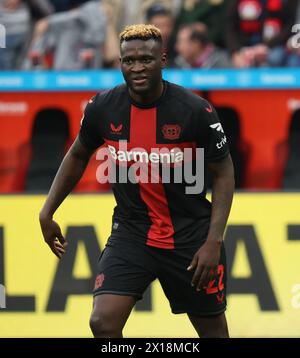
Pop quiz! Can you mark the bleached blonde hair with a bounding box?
[119,24,162,44]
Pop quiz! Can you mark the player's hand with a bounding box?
[39,215,68,259]
[187,240,221,291]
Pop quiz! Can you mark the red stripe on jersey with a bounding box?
[130,105,175,249]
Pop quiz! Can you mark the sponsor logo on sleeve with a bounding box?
[210,122,224,133]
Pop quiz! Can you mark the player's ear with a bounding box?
[161,52,167,69]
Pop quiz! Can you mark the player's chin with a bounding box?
[129,82,150,94]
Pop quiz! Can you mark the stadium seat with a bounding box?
[25,109,70,192]
[0,143,31,192]
[282,109,300,189]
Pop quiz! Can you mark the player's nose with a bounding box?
[131,61,146,73]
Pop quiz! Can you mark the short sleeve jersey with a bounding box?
[79,81,229,249]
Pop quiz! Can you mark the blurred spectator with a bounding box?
[146,4,176,66]
[175,22,231,68]
[25,0,54,20]
[174,0,226,48]
[140,0,182,22]
[99,1,181,34]
[93,1,182,67]
[283,0,300,67]
[24,0,107,69]
[0,0,31,69]
[47,0,89,12]
[100,0,121,68]
[225,0,298,68]
[101,0,125,33]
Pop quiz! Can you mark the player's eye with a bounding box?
[123,59,133,65]
[142,58,152,64]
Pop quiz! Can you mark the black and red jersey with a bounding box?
[79,81,229,249]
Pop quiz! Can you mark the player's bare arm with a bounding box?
[39,136,94,259]
[188,154,235,291]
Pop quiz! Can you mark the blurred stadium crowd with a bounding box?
[1,0,300,70]
[1,0,300,194]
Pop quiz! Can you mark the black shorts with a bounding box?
[93,236,227,316]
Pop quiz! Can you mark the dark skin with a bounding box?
[119,38,167,104]
[40,38,234,338]
[188,155,234,291]
[39,137,94,258]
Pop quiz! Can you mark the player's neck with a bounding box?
[129,81,164,105]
